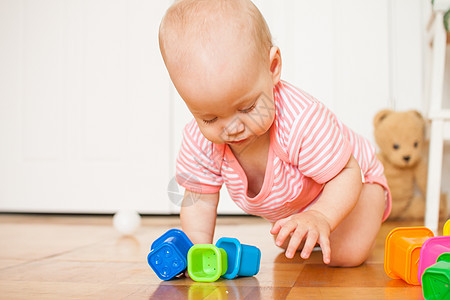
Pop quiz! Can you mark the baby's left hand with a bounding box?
[270,210,331,264]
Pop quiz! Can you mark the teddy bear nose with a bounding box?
[403,155,411,162]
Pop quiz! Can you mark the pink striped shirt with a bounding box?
[176,80,391,222]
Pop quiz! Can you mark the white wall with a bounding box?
[0,0,448,213]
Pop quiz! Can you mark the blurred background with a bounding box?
[0,0,449,215]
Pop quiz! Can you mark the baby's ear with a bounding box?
[269,46,282,85]
[374,109,393,127]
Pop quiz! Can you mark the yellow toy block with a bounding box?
[443,219,450,236]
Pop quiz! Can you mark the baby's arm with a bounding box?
[271,155,362,264]
[180,190,220,244]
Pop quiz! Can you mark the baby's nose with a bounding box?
[224,120,245,136]
[403,155,411,162]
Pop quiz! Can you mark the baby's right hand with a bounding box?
[271,210,331,264]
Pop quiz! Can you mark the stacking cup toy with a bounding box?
[418,236,450,284]
[187,244,228,282]
[384,227,434,285]
[422,253,450,300]
[147,229,193,280]
[215,237,261,279]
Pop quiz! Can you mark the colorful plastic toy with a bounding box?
[444,219,450,236]
[215,237,261,279]
[384,227,434,285]
[147,229,193,280]
[422,253,450,300]
[187,244,227,282]
[418,236,450,284]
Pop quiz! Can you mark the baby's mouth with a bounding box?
[228,138,248,144]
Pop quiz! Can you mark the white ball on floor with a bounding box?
[113,210,141,235]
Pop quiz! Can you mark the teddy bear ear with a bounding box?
[408,110,425,122]
[373,109,394,127]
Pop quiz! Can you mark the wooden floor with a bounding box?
[0,214,440,299]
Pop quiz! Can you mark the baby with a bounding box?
[159,0,391,267]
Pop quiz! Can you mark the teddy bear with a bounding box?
[373,109,447,220]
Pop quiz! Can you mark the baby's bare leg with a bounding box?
[327,183,385,267]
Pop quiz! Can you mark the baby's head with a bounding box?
[159,0,282,147]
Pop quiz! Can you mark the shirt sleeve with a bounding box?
[176,121,224,194]
[287,101,352,184]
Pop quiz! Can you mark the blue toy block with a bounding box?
[215,237,261,279]
[147,229,193,281]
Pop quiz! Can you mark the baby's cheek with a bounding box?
[248,112,274,135]
[196,125,219,143]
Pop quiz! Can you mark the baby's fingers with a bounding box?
[285,227,307,258]
[274,220,297,247]
[300,231,319,260]
[318,235,331,264]
[270,218,290,235]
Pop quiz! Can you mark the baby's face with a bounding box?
[169,42,278,149]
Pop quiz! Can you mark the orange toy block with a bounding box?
[384,227,434,285]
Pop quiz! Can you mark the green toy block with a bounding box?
[187,244,227,282]
[422,253,450,300]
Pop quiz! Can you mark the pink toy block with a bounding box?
[417,235,450,285]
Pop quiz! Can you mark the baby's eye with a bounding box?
[202,117,217,125]
[414,141,419,148]
[239,102,256,113]
[393,144,400,150]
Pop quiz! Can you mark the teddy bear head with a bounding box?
[374,110,425,169]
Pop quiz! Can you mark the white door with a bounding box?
[0,0,173,213]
